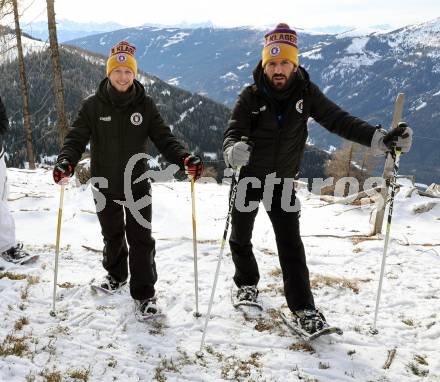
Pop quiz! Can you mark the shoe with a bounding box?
[134,298,158,320]
[236,285,259,303]
[292,309,328,335]
[99,274,127,292]
[0,243,30,263]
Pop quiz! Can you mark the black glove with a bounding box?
[184,154,203,180]
[53,159,74,184]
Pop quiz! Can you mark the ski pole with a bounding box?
[191,177,201,318]
[371,146,401,334]
[50,182,65,317]
[196,165,241,357]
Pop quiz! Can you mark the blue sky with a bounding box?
[20,0,440,29]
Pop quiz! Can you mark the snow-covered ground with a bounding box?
[0,168,439,381]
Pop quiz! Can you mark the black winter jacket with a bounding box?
[0,96,9,152]
[223,63,377,178]
[58,79,188,194]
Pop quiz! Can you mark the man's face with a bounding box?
[108,66,134,92]
[264,59,297,89]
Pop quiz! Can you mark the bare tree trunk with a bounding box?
[12,0,36,169]
[46,0,68,146]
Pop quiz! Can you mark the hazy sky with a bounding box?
[19,0,440,29]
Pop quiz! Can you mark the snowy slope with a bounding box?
[0,168,439,381]
[0,34,47,65]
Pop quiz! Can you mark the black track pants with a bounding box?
[94,188,157,300]
[229,179,315,311]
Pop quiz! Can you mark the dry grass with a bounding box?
[68,366,91,381]
[14,317,29,331]
[0,333,29,357]
[27,275,40,285]
[310,275,361,294]
[58,282,75,289]
[0,272,27,280]
[402,318,415,326]
[220,352,263,380]
[39,367,62,382]
[260,248,277,256]
[350,236,380,245]
[149,319,167,336]
[259,283,284,296]
[268,267,282,277]
[289,342,315,353]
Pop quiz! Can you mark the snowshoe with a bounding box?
[280,308,343,341]
[134,298,163,321]
[0,243,39,265]
[90,275,127,295]
[231,285,263,312]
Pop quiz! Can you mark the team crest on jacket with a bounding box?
[130,112,143,126]
[295,99,303,114]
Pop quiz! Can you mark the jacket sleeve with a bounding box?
[57,99,92,166]
[0,96,8,136]
[146,97,189,168]
[309,82,377,147]
[223,87,253,151]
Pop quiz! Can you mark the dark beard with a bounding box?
[267,72,295,90]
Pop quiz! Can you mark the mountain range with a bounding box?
[66,19,440,183]
[0,36,329,181]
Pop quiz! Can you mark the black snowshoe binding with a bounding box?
[91,274,127,295]
[0,243,38,265]
[231,285,263,311]
[281,308,343,340]
[134,298,161,321]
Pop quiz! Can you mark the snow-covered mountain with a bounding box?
[21,19,127,43]
[66,18,440,183]
[1,168,439,381]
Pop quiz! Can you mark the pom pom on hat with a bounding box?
[262,23,298,67]
[106,41,137,77]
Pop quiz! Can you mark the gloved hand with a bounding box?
[184,154,203,180]
[370,122,413,156]
[224,140,253,168]
[53,159,74,184]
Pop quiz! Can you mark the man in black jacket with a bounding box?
[53,41,203,320]
[0,95,31,265]
[223,24,412,334]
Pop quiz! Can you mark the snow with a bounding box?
[336,27,390,39]
[1,168,439,381]
[415,102,427,111]
[0,34,47,65]
[166,77,180,86]
[237,63,250,70]
[433,90,440,97]
[220,72,239,81]
[163,32,190,48]
[301,48,323,60]
[346,37,369,55]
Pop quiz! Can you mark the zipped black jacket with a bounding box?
[58,79,188,194]
[223,63,377,178]
[0,96,8,152]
